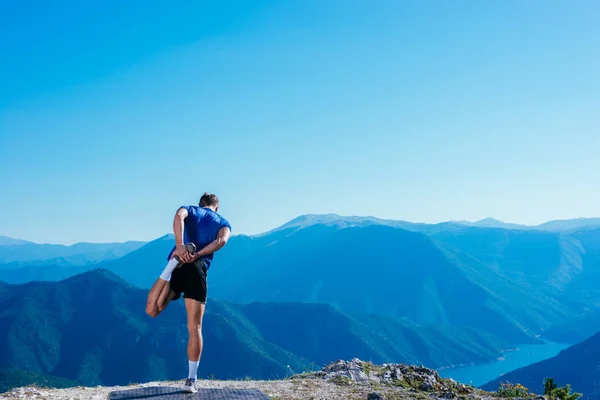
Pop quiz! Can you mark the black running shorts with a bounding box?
[170,259,208,304]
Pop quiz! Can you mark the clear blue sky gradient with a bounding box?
[1,0,599,244]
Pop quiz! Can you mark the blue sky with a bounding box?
[1,0,599,244]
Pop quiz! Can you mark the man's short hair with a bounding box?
[199,192,219,207]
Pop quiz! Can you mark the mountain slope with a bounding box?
[545,308,600,343]
[0,269,515,391]
[0,237,31,246]
[208,224,540,343]
[0,264,91,284]
[536,218,600,232]
[559,227,600,311]
[430,227,584,292]
[0,269,311,386]
[481,331,600,400]
[0,369,79,394]
[239,302,510,369]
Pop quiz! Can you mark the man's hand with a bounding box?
[172,243,194,264]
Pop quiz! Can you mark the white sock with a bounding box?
[188,360,199,380]
[159,258,180,281]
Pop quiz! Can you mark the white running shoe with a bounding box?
[183,378,197,393]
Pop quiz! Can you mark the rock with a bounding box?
[393,367,403,380]
[367,372,381,384]
[367,392,384,400]
[457,383,470,394]
[322,358,372,384]
[419,374,439,391]
[380,370,393,384]
[325,360,349,373]
[349,369,370,384]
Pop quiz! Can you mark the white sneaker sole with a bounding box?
[183,385,197,393]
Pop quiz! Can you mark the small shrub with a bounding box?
[391,377,409,388]
[497,381,533,398]
[330,375,352,386]
[362,361,378,376]
[544,377,582,400]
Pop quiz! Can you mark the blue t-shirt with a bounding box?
[167,205,231,270]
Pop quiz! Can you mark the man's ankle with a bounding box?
[188,360,200,380]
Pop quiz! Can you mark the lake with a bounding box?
[438,342,571,387]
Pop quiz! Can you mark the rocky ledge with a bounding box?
[289,358,506,400]
[0,358,541,400]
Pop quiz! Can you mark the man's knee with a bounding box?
[157,299,169,313]
[146,305,159,318]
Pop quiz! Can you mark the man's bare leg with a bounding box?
[184,298,205,389]
[146,278,175,318]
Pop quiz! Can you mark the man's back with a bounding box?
[167,205,231,269]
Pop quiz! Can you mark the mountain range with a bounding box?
[455,217,600,232]
[0,236,145,266]
[267,214,600,233]
[3,215,600,342]
[0,269,514,391]
[2,214,600,396]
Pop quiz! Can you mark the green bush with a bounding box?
[544,377,582,400]
[497,381,533,398]
[496,378,581,400]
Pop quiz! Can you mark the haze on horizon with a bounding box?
[1,1,599,245]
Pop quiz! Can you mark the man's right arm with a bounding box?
[193,226,231,260]
[172,207,193,263]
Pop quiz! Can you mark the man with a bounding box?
[145,192,231,393]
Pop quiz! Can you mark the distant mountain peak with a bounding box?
[475,217,503,223]
[267,213,415,235]
[460,217,529,230]
[156,233,175,241]
[0,236,31,246]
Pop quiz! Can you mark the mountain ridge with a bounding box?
[3,215,599,344]
[4,215,600,246]
[0,239,146,265]
[0,236,32,246]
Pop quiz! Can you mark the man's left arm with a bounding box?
[194,226,231,259]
